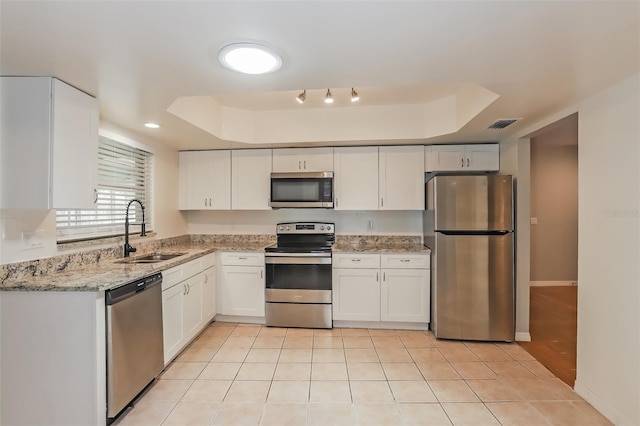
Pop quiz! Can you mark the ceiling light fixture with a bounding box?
[296,90,306,104]
[351,88,359,102]
[144,122,160,129]
[218,42,282,75]
[325,89,333,104]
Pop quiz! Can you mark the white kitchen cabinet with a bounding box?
[332,267,381,321]
[378,145,425,210]
[427,144,499,172]
[334,146,379,210]
[161,253,215,364]
[333,252,430,325]
[381,268,430,323]
[231,149,272,210]
[218,252,265,317]
[202,266,216,322]
[179,150,231,210]
[272,147,333,172]
[0,76,98,209]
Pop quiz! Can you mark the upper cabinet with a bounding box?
[379,145,425,210]
[334,146,379,210]
[179,150,231,210]
[426,144,499,172]
[231,149,272,210]
[272,147,333,172]
[0,77,99,209]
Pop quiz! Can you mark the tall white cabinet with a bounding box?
[231,149,272,210]
[0,76,99,209]
[179,150,231,210]
[378,145,425,210]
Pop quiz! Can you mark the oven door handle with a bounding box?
[265,256,332,265]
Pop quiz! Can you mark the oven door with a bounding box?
[270,172,334,208]
[265,254,332,293]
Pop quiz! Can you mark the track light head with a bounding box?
[296,90,306,104]
[351,88,359,102]
[325,89,333,104]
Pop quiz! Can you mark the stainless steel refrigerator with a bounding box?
[423,175,515,342]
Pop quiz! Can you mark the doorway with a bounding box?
[518,113,578,387]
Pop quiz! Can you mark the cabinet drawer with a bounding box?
[333,254,380,269]
[381,254,430,269]
[162,264,186,291]
[220,252,265,266]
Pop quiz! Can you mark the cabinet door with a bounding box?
[334,147,379,210]
[162,284,185,364]
[51,79,99,209]
[465,144,499,171]
[429,145,465,171]
[379,145,425,210]
[202,266,216,322]
[232,149,272,210]
[219,266,265,317]
[179,150,231,209]
[332,268,380,321]
[183,275,203,339]
[272,147,333,172]
[381,269,430,323]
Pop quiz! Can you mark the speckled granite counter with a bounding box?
[0,235,274,292]
[332,235,431,254]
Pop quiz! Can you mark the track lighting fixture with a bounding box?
[296,90,306,104]
[324,89,333,104]
[351,88,359,102]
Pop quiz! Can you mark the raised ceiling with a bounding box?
[0,1,638,150]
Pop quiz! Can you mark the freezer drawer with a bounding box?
[433,232,514,341]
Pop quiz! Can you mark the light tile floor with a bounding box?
[114,322,612,426]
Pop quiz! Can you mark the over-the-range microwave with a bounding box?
[269,172,334,208]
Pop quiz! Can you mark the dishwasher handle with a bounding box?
[106,273,163,305]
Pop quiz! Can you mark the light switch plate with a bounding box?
[22,230,44,249]
[530,217,538,225]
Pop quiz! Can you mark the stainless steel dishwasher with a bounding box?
[106,273,164,420]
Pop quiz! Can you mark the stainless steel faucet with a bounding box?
[124,199,147,257]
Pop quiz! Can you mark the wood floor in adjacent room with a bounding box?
[518,286,578,388]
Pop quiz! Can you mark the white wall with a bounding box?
[0,122,187,265]
[573,74,639,425]
[185,209,423,236]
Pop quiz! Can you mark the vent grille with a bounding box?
[487,119,519,129]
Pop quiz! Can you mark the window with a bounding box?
[56,135,153,241]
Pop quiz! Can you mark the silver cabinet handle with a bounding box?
[93,188,98,204]
[351,258,361,262]
[187,283,190,295]
[183,284,187,295]
[239,257,248,260]
[400,259,410,263]
[467,158,470,167]
[376,272,379,282]
[461,158,464,167]
[298,160,302,170]
[204,274,208,283]
[209,198,212,207]
[260,269,264,279]
[204,198,207,207]
[303,160,307,170]
[381,198,384,208]
[335,198,338,208]
[383,272,386,281]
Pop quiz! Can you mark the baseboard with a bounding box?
[574,379,631,425]
[213,314,265,325]
[333,320,429,331]
[530,280,577,287]
[515,332,531,342]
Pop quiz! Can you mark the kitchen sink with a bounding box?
[116,252,186,264]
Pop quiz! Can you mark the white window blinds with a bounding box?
[56,135,153,241]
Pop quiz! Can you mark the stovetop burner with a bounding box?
[268,222,335,254]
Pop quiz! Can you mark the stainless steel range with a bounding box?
[265,222,335,328]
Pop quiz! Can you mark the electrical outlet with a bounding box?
[22,230,44,249]
[367,219,374,230]
[530,217,538,225]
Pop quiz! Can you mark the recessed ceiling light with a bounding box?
[144,122,160,129]
[219,43,282,75]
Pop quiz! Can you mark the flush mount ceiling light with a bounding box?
[324,89,334,104]
[218,42,282,75]
[296,90,306,104]
[144,122,160,129]
[351,88,359,102]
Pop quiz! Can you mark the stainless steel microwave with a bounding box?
[270,172,334,208]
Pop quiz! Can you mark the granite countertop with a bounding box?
[0,240,270,293]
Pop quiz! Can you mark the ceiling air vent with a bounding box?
[487,119,519,129]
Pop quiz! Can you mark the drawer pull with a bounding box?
[351,259,361,262]
[239,257,248,260]
[400,259,410,263]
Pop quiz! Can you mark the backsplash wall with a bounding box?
[185,210,423,236]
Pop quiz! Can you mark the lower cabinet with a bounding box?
[333,253,430,325]
[218,252,265,317]
[161,254,215,364]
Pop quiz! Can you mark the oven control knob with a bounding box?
[286,226,290,231]
[320,226,325,230]
[327,225,332,231]
[278,226,283,231]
